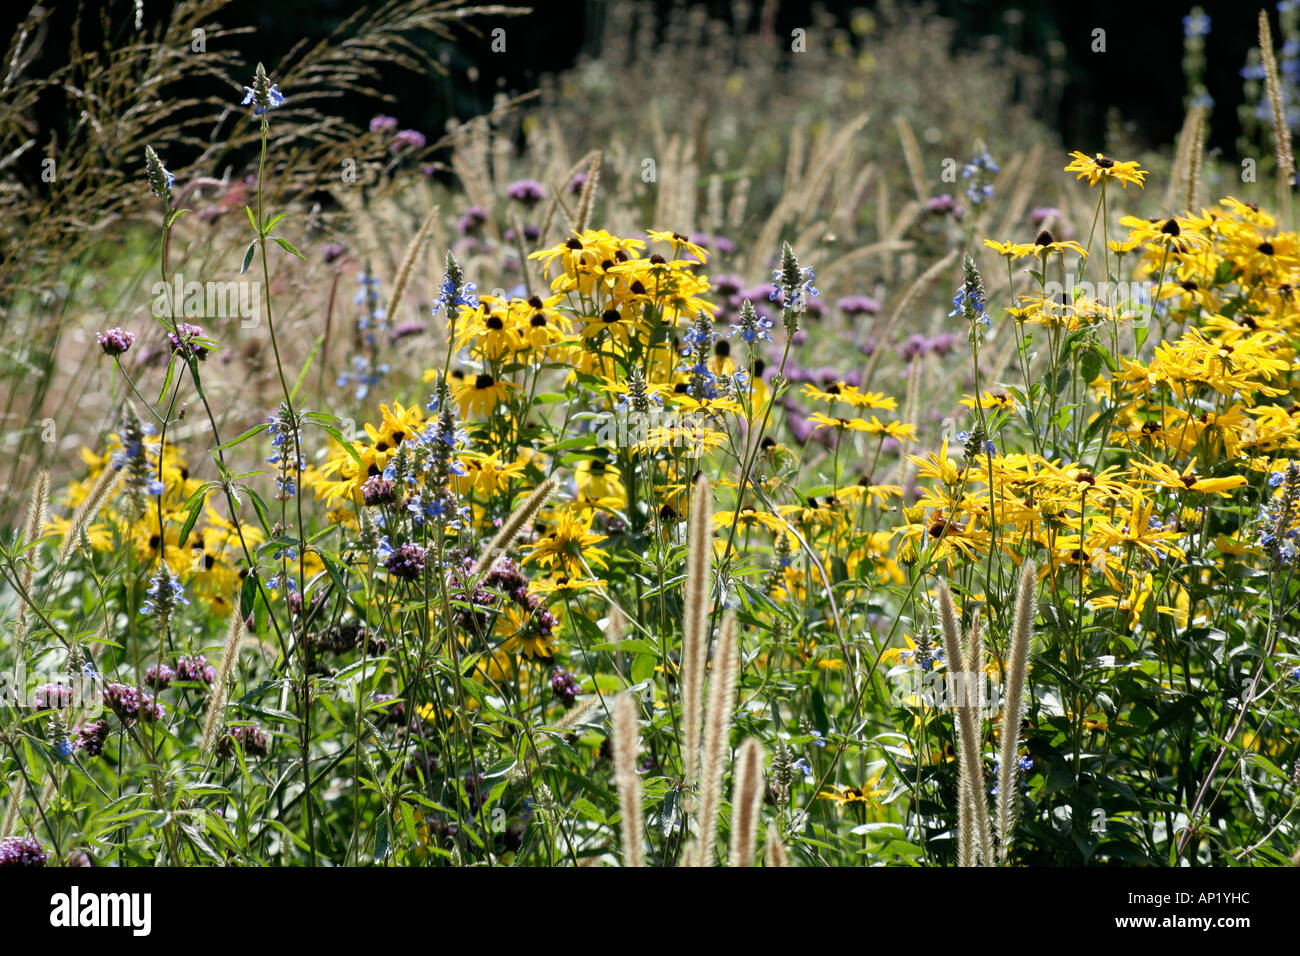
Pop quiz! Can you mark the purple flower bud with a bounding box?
[97,327,136,356]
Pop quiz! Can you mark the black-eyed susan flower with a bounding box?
[818,778,887,807]
[1064,151,1148,189]
[449,371,518,417]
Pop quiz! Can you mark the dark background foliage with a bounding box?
[0,0,1273,175]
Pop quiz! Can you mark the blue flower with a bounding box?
[1182,11,1211,39]
[241,83,285,115]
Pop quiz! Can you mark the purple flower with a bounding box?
[837,295,880,317]
[551,668,580,708]
[362,474,396,506]
[457,205,489,235]
[32,683,74,712]
[97,327,136,356]
[390,129,426,151]
[0,836,48,867]
[897,334,929,362]
[176,654,216,685]
[145,663,175,689]
[73,720,109,756]
[927,193,962,216]
[1031,206,1062,226]
[567,172,588,195]
[384,541,427,580]
[219,723,270,759]
[929,332,960,356]
[103,683,164,723]
[506,179,546,206]
[168,323,208,361]
[369,114,399,133]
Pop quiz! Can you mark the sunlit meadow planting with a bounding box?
[2,2,1300,869]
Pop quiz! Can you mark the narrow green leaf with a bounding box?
[272,236,307,261]
[215,421,270,451]
[318,424,363,465]
[290,335,324,404]
[177,482,214,549]
[156,355,178,404]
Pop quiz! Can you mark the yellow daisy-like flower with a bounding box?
[1063,150,1148,188]
[818,778,888,807]
[449,371,518,417]
[520,507,610,578]
[982,239,1037,260]
[1131,458,1247,497]
[645,228,709,263]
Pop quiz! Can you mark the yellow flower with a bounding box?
[818,778,887,807]
[449,371,518,417]
[1131,457,1247,497]
[575,458,626,509]
[520,507,610,577]
[1063,150,1148,188]
[983,238,1037,260]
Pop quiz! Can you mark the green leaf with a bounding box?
[1133,321,1149,352]
[272,236,307,261]
[318,425,363,465]
[239,572,257,619]
[1079,347,1102,384]
[373,812,389,863]
[264,212,288,235]
[290,335,324,405]
[156,354,178,404]
[215,421,270,451]
[245,487,275,536]
[244,204,258,233]
[177,482,214,548]
[240,241,257,274]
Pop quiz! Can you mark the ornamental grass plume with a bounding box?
[938,580,994,866]
[764,828,790,867]
[572,151,601,233]
[200,609,246,756]
[693,611,740,867]
[1259,10,1295,210]
[996,559,1038,862]
[612,692,644,867]
[681,473,714,786]
[727,737,766,868]
[388,203,441,320]
[472,477,557,575]
[14,469,48,650]
[56,464,122,567]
